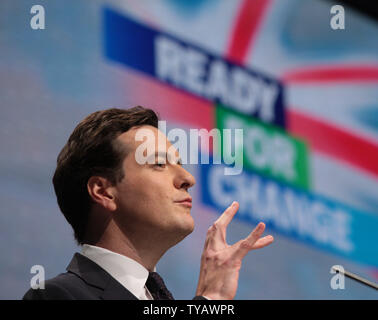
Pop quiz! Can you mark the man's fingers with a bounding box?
[205,201,239,250]
[251,235,274,250]
[232,222,270,260]
[245,222,266,245]
[213,201,239,230]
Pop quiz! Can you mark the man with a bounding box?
[23,106,274,300]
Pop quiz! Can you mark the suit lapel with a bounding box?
[66,253,138,300]
[100,277,138,300]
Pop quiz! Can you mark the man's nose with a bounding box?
[175,166,196,190]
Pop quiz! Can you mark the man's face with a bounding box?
[111,125,196,245]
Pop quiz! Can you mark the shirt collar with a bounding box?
[81,244,154,299]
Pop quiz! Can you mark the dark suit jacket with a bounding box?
[23,252,206,300]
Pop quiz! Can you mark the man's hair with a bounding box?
[52,106,159,245]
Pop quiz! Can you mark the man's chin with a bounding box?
[179,216,194,232]
[185,221,195,236]
[173,217,195,240]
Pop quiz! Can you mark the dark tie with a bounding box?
[145,272,174,300]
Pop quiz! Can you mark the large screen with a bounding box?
[0,0,377,299]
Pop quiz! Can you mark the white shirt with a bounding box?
[81,244,154,300]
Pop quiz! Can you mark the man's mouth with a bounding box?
[175,197,192,208]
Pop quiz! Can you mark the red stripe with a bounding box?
[282,65,378,83]
[287,108,378,177]
[226,3,378,176]
[226,0,271,63]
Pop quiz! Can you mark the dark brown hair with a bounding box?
[52,106,159,245]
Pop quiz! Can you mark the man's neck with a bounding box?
[93,240,155,271]
[87,220,170,271]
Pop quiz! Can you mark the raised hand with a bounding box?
[195,201,274,300]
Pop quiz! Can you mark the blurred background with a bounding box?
[0,0,377,299]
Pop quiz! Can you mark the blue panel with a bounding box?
[200,160,378,267]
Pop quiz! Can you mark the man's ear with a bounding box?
[87,176,117,212]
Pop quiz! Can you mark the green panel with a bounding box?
[215,105,311,189]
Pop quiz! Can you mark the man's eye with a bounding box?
[154,162,166,168]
